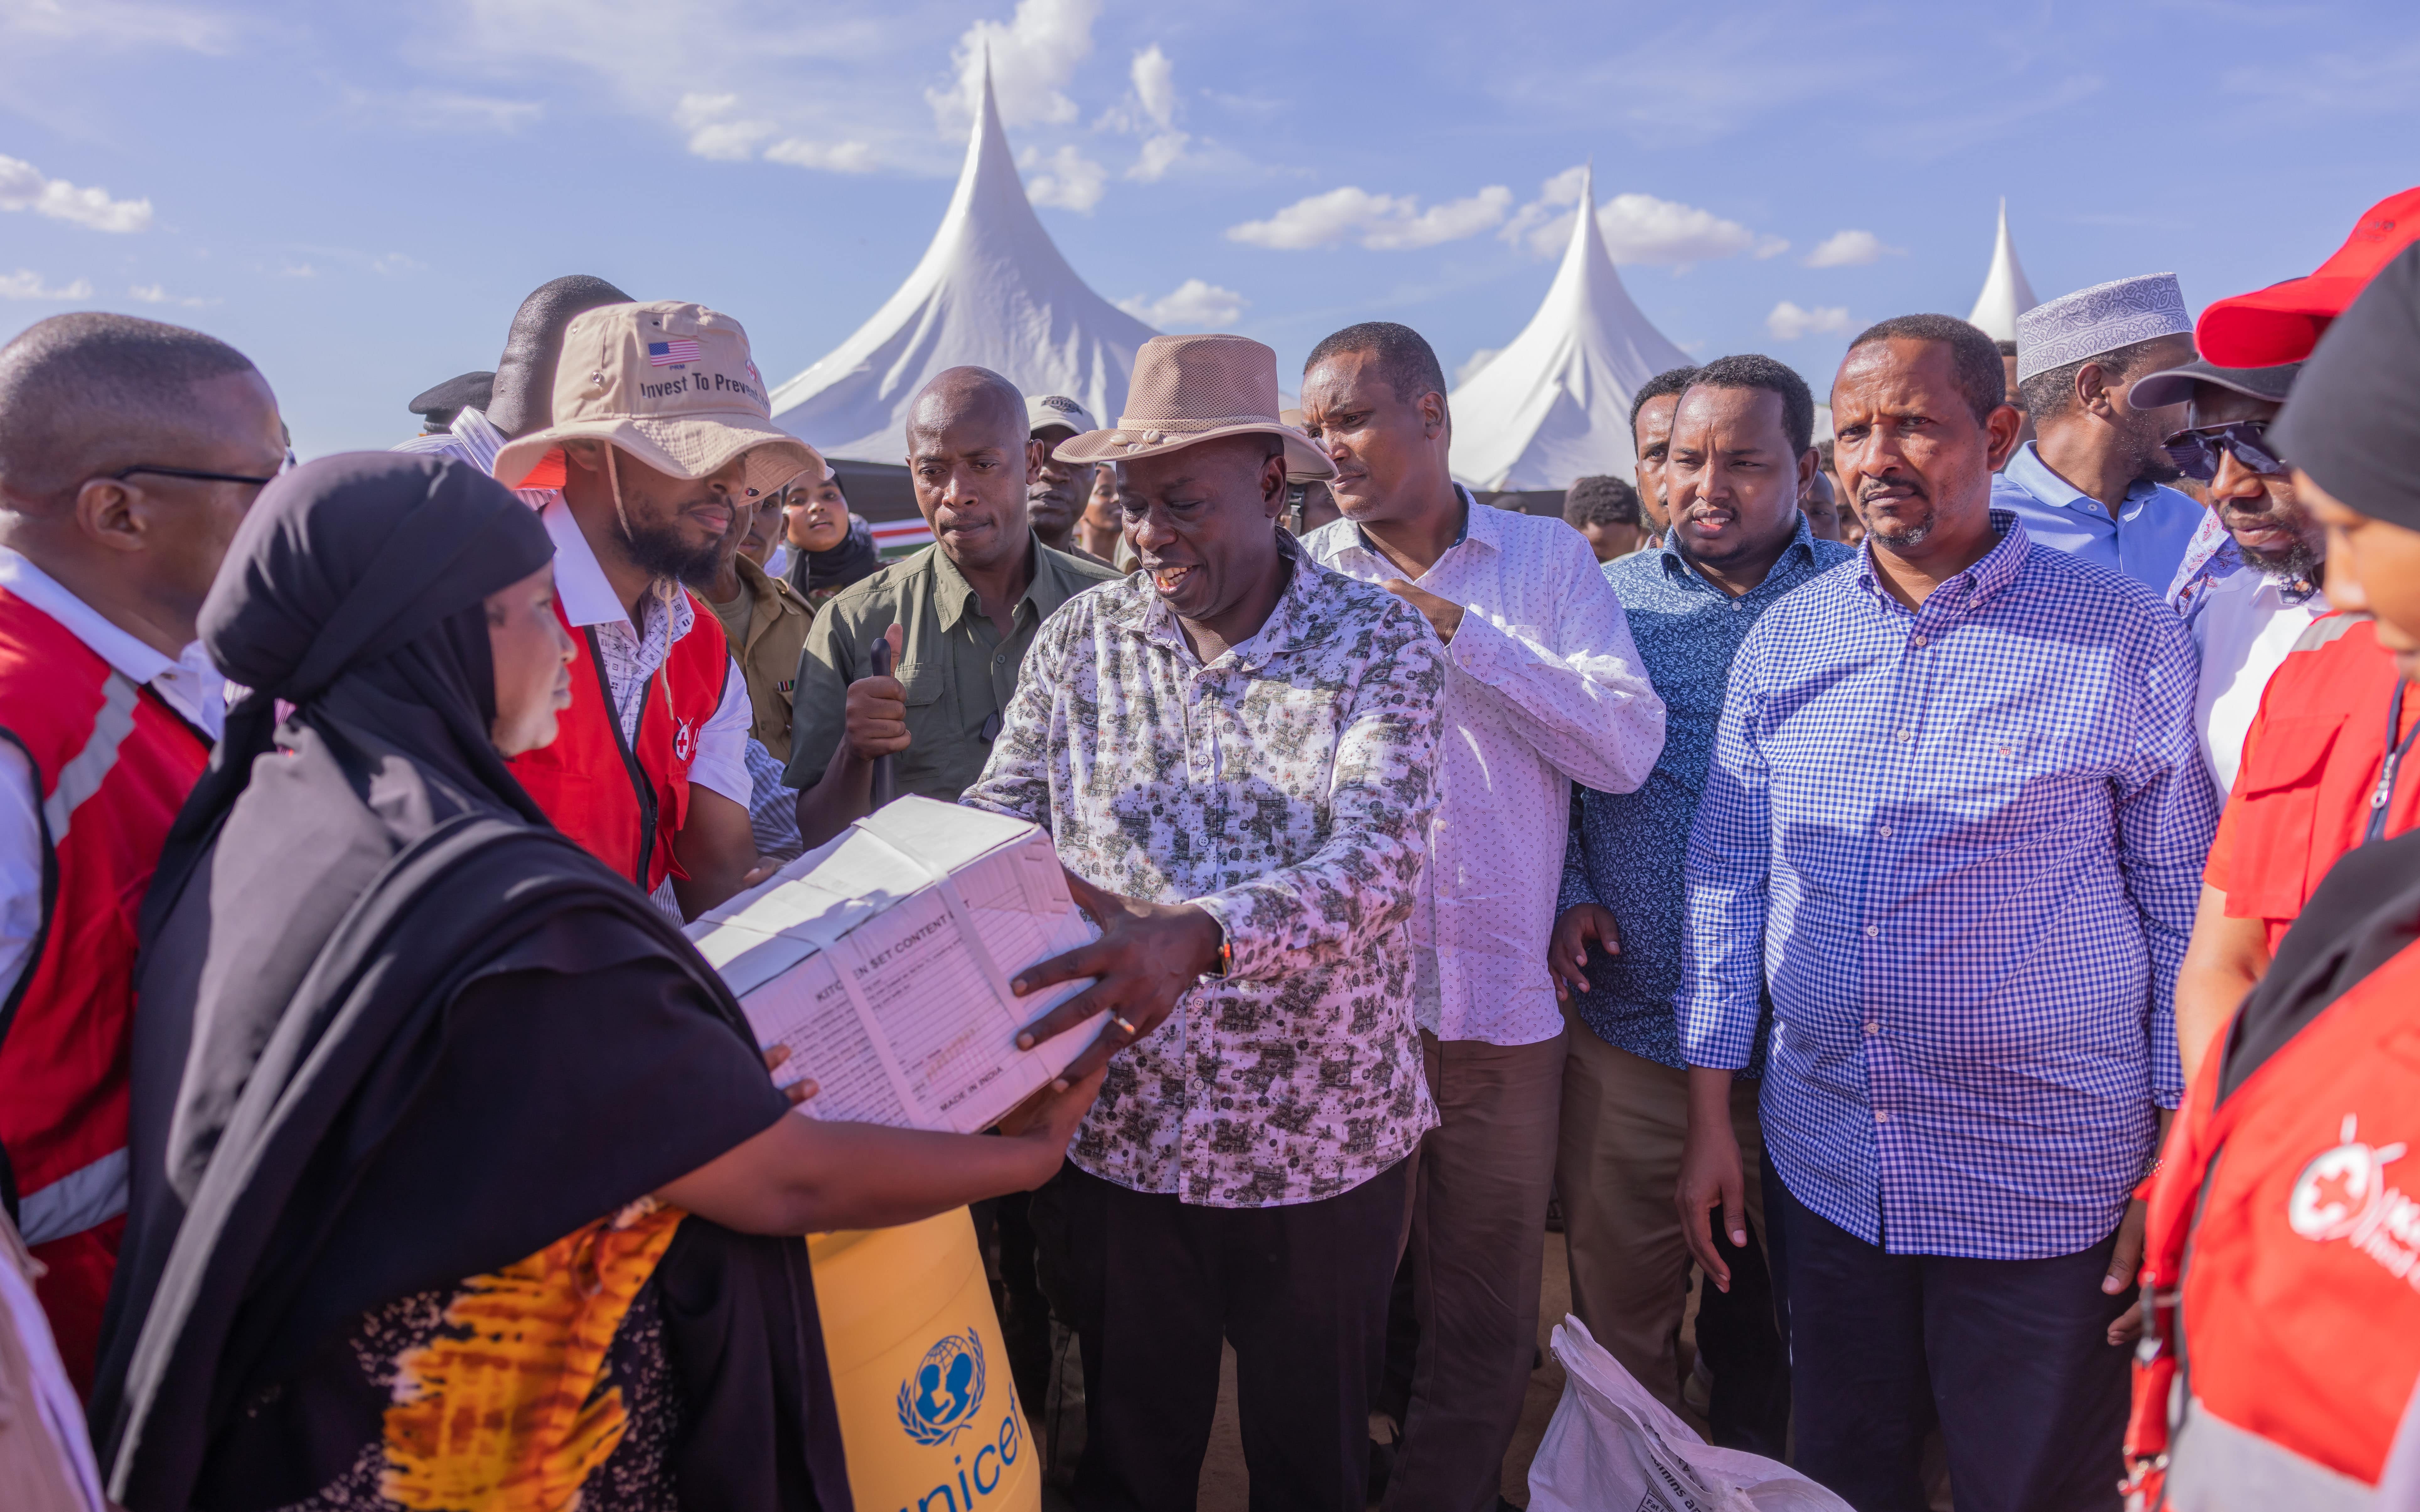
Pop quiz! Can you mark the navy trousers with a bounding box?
[1768,1169,2133,1512]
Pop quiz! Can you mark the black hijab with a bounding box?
[787,511,881,598]
[2273,243,2420,532]
[95,455,845,1510]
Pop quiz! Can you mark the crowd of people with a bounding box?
[0,183,2415,1512]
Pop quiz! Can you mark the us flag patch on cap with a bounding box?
[648,338,702,367]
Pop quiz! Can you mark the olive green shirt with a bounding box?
[784,536,1122,801]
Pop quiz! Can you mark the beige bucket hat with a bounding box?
[1053,334,1334,481]
[490,300,824,500]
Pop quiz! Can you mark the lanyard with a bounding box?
[2365,680,2420,847]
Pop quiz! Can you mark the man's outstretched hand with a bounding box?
[1011,868,1225,1085]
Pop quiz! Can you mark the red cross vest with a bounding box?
[508,593,728,895]
[2125,939,2420,1508]
[0,586,210,1391]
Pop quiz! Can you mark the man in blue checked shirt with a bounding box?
[1676,314,2218,1512]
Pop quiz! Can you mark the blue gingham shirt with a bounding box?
[1559,517,1854,1071]
[1680,513,2218,1258]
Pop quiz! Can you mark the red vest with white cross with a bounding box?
[508,592,728,895]
[0,585,210,1389]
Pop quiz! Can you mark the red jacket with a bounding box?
[2206,617,2420,951]
[2128,939,2420,1506]
[0,587,209,1391]
[509,595,728,895]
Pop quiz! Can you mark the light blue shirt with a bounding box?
[1991,440,2203,597]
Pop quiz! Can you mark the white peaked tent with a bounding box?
[1446,166,1692,492]
[770,60,1156,463]
[1966,198,2040,343]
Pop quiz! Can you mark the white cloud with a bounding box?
[279,263,316,278]
[1228,184,1513,251]
[765,137,876,173]
[0,268,93,300]
[1022,144,1105,212]
[931,0,1101,131]
[0,0,233,52]
[1130,132,1188,182]
[1118,278,1246,329]
[1803,229,1906,268]
[1499,167,1777,267]
[1455,347,1503,387]
[1119,44,1192,182]
[128,280,214,307]
[384,89,543,134]
[1767,301,1853,340]
[371,252,426,275]
[674,92,776,160]
[1131,44,1177,129]
[0,153,152,232]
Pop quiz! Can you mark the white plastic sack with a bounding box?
[1527,1314,1852,1512]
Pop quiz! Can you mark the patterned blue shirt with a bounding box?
[1993,440,2204,597]
[1680,513,2218,1259]
[1559,518,1855,1072]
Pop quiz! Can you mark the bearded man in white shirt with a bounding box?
[2125,356,2327,795]
[1299,321,1668,1512]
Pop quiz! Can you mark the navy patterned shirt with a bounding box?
[1558,518,1854,1072]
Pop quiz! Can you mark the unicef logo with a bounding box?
[897,1328,988,1445]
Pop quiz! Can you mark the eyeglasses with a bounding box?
[2162,421,2286,482]
[105,461,285,489]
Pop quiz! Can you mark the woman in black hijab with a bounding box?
[779,473,880,608]
[92,454,1097,1512]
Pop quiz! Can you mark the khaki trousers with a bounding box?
[1382,1027,1568,1512]
[1554,1013,1767,1420]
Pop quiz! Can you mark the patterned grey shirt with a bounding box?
[963,538,1445,1208]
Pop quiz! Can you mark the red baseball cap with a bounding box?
[2197,186,2420,367]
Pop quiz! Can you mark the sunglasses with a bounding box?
[105,448,299,490]
[2162,421,2286,482]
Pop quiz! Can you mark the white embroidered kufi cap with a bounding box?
[2014,273,2191,382]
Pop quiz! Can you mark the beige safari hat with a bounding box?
[490,300,823,501]
[1053,334,1334,482]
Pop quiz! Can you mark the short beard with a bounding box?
[1862,497,1936,551]
[623,514,726,588]
[2244,537,2324,587]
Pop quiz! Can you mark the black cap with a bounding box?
[2275,243,2420,532]
[2126,357,2298,410]
[407,371,496,430]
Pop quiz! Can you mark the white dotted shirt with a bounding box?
[1305,494,1666,1045]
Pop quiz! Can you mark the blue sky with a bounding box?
[3,0,2415,457]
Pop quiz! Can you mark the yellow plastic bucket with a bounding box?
[808,1208,1038,1512]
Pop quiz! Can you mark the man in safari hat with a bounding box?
[487,299,820,920]
[964,333,1445,1511]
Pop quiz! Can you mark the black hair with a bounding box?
[1843,313,2006,426]
[1994,339,2018,358]
[1629,365,1700,440]
[0,312,259,507]
[2015,335,2180,423]
[1306,322,1449,414]
[1681,353,1816,456]
[1563,475,1641,528]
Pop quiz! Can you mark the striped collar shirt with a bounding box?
[1679,513,2218,1259]
[391,406,557,510]
[1303,492,1666,1046]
